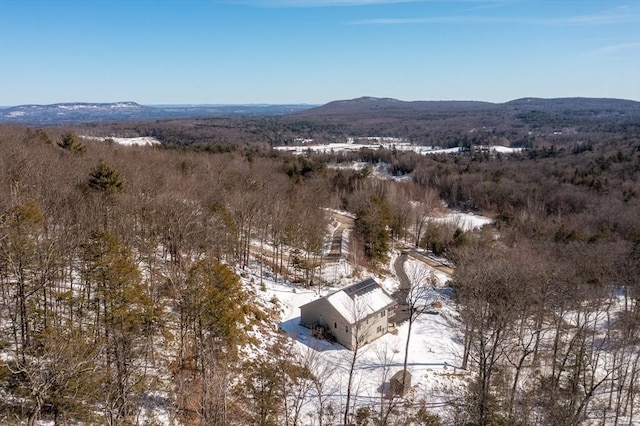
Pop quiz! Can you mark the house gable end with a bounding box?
[300,296,350,328]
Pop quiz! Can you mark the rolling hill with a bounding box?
[0,102,315,125]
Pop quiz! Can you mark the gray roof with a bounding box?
[301,278,397,324]
[343,277,379,299]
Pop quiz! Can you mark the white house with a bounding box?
[300,278,397,350]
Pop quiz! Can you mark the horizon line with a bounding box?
[2,95,640,108]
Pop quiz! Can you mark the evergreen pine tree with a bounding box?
[88,161,125,193]
[58,133,86,154]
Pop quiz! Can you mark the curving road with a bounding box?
[405,250,454,277]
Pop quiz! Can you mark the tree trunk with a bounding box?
[344,345,358,425]
[402,317,414,392]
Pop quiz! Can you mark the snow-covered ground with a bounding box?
[430,211,493,232]
[491,145,524,154]
[274,143,454,155]
[247,254,466,423]
[326,161,413,182]
[81,135,161,146]
[274,142,523,156]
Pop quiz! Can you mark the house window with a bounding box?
[377,325,383,333]
[381,310,386,317]
[345,326,349,333]
[334,322,337,329]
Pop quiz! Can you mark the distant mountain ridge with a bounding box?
[1,97,638,126]
[280,96,640,142]
[505,97,640,113]
[0,102,316,125]
[295,96,640,117]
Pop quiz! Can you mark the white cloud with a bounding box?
[238,0,422,6]
[350,8,640,25]
[237,0,506,7]
[545,7,640,25]
[582,42,640,57]
[350,16,499,24]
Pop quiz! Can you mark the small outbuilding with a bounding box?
[390,369,412,396]
[299,278,397,350]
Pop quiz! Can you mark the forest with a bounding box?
[0,118,638,425]
[65,97,640,149]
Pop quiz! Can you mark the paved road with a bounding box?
[405,250,454,277]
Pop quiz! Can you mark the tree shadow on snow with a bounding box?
[361,361,457,370]
[435,287,455,299]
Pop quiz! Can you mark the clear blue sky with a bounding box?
[1,0,639,105]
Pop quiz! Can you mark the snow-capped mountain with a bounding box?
[0,102,314,125]
[1,102,150,124]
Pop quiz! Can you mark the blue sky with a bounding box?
[0,0,639,105]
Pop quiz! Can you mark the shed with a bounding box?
[390,369,411,396]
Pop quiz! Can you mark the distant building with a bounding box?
[300,278,397,350]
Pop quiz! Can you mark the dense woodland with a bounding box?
[68,97,640,149]
[0,116,639,425]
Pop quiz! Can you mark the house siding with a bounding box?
[349,305,395,349]
[300,298,355,348]
[300,298,332,328]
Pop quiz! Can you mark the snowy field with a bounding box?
[81,135,161,146]
[429,211,493,232]
[274,142,523,156]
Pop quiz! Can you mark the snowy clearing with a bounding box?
[429,211,493,232]
[274,142,523,156]
[81,135,161,146]
[256,254,466,423]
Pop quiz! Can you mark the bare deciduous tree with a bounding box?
[401,261,439,392]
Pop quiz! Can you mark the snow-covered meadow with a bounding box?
[81,135,161,146]
[427,210,493,232]
[274,141,523,156]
